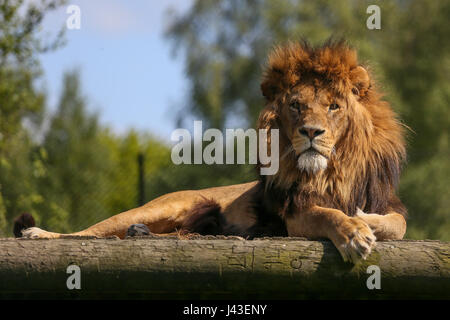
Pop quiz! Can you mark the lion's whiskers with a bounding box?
[281,145,295,160]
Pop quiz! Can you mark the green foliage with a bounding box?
[0,0,65,141]
[0,1,175,235]
[0,0,447,241]
[37,71,111,231]
[0,0,65,235]
[35,72,176,233]
[166,0,450,240]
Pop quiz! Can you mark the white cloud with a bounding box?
[77,0,193,36]
[78,0,145,35]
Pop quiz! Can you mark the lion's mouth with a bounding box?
[296,148,329,173]
[298,147,329,160]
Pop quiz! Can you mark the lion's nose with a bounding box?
[299,126,325,140]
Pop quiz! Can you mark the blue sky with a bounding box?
[38,0,193,141]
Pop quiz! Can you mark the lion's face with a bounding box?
[258,41,406,217]
[278,84,351,174]
[258,42,375,177]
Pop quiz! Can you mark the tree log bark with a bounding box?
[0,237,449,299]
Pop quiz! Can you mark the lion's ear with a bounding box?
[261,66,287,101]
[261,81,279,101]
[350,66,371,98]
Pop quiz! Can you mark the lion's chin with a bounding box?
[297,150,328,174]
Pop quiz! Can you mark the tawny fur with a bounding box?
[17,40,408,263]
[258,40,407,218]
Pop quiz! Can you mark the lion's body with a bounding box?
[18,40,408,263]
[21,182,282,239]
[78,182,262,239]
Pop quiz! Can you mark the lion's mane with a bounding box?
[256,40,407,218]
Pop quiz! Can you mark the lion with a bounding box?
[16,40,407,263]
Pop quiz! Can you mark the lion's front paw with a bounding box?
[331,217,376,263]
[21,227,58,239]
[355,208,384,234]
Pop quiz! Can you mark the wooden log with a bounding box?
[0,237,449,299]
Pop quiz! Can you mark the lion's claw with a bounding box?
[333,217,376,263]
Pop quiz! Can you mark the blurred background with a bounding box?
[0,0,448,239]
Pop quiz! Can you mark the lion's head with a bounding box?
[257,40,407,217]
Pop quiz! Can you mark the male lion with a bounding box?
[17,41,407,263]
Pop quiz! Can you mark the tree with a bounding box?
[37,71,179,234]
[0,0,65,236]
[36,71,114,231]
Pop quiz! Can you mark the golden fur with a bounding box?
[258,40,407,218]
[17,40,408,263]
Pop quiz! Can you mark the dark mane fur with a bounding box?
[258,40,407,219]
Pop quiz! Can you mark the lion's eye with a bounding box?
[289,101,300,111]
[329,103,340,111]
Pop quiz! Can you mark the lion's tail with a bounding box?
[13,213,36,237]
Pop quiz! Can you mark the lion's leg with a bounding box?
[20,182,258,240]
[20,207,177,239]
[21,228,63,239]
[285,205,376,263]
[21,190,211,239]
[355,209,406,240]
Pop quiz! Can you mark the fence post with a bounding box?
[137,152,145,206]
